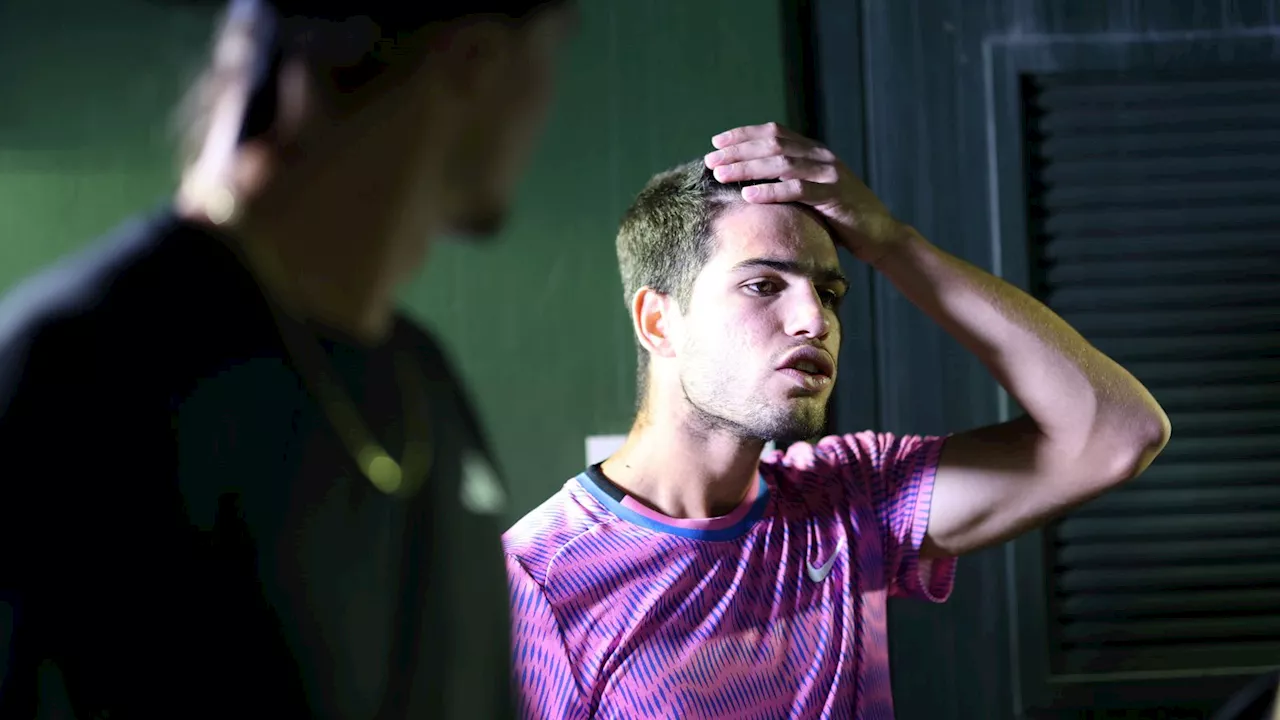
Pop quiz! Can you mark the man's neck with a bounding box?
[240,212,404,345]
[177,186,424,347]
[602,409,766,520]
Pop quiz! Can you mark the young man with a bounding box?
[0,1,575,717]
[504,123,1171,719]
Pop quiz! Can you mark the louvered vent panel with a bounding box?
[1024,71,1280,676]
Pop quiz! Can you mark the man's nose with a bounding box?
[784,286,831,339]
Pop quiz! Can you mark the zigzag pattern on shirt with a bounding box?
[505,431,957,720]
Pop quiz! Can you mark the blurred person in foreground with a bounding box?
[0,0,576,717]
[503,123,1172,719]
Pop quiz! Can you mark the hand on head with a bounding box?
[703,123,908,266]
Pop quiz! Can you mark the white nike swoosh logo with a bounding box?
[807,539,845,583]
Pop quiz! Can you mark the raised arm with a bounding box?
[705,122,1171,559]
[867,226,1169,557]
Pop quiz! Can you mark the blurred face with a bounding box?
[671,203,846,444]
[438,7,577,238]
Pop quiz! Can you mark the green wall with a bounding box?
[0,0,792,520]
[0,1,213,286]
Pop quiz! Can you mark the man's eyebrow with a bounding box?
[731,257,849,288]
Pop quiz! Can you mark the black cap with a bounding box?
[229,0,567,141]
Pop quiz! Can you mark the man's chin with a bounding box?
[755,411,826,447]
[769,425,825,447]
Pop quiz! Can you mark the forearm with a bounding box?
[872,226,1170,471]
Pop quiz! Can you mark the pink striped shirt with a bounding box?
[504,432,956,719]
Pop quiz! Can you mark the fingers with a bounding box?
[706,123,844,207]
[740,179,839,205]
[710,156,840,185]
[711,122,806,150]
[704,135,834,169]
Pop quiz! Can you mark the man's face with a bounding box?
[672,202,846,444]
[437,7,577,238]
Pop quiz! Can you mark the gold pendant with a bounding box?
[359,447,403,495]
[248,248,432,499]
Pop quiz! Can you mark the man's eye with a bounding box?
[820,289,842,306]
[745,281,779,295]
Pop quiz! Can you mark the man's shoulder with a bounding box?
[766,431,944,475]
[763,432,944,507]
[503,477,614,587]
[763,434,866,479]
[0,210,198,359]
[0,213,178,392]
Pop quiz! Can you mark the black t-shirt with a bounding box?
[0,211,514,719]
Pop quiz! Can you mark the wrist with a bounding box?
[865,222,920,270]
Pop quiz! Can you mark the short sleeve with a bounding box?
[826,431,956,602]
[506,555,590,720]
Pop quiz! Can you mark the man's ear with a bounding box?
[631,286,680,360]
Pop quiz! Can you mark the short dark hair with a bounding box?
[616,160,759,403]
[175,0,570,166]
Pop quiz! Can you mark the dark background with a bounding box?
[1,0,1277,717]
[807,1,1280,718]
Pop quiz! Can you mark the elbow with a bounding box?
[1147,406,1173,456]
[1107,405,1172,487]
[1137,400,1173,469]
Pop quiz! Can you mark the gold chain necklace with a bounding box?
[207,214,434,498]
[272,314,434,498]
